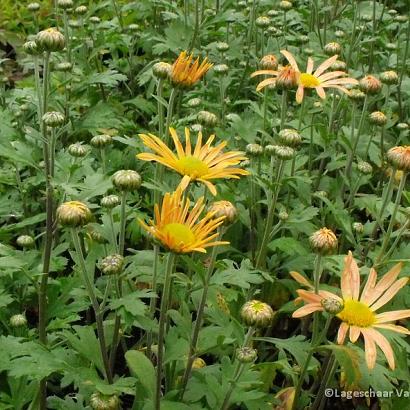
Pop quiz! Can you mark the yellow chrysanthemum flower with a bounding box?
[170,51,213,88]
[251,50,358,103]
[138,187,228,254]
[137,127,249,196]
[291,251,410,370]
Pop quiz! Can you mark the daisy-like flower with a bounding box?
[137,127,249,196]
[251,64,298,91]
[251,50,358,103]
[138,187,228,254]
[170,51,213,88]
[291,251,410,370]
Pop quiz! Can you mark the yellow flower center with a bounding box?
[299,73,320,88]
[162,223,195,247]
[337,299,375,328]
[176,156,209,179]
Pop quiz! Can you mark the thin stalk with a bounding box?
[188,0,200,53]
[383,219,410,263]
[70,229,113,383]
[119,191,127,255]
[310,354,336,410]
[397,19,410,120]
[155,253,176,410]
[63,11,71,63]
[180,230,223,396]
[38,51,53,410]
[346,0,358,67]
[111,0,124,30]
[220,328,254,410]
[100,148,107,174]
[368,0,377,72]
[219,76,225,127]
[280,90,288,129]
[375,172,408,266]
[255,159,285,268]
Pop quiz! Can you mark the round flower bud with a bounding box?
[225,113,240,122]
[276,66,298,89]
[16,235,35,248]
[236,347,257,363]
[330,60,346,71]
[57,201,91,227]
[360,14,372,22]
[190,124,203,133]
[213,64,229,76]
[324,42,341,55]
[246,143,263,157]
[241,300,275,328]
[75,5,88,15]
[20,103,30,112]
[297,35,309,45]
[395,15,408,23]
[279,0,292,11]
[396,123,409,131]
[359,75,382,94]
[315,190,328,199]
[267,26,280,37]
[90,392,119,410]
[209,200,237,225]
[348,89,365,102]
[278,210,289,221]
[387,146,410,172]
[101,195,120,209]
[10,314,27,328]
[357,161,373,175]
[278,128,302,147]
[42,111,65,127]
[216,42,229,52]
[23,41,40,55]
[267,9,279,17]
[304,48,314,56]
[57,0,73,9]
[385,42,397,51]
[88,228,108,244]
[27,2,40,12]
[353,222,364,234]
[255,16,271,28]
[90,134,112,148]
[380,70,398,85]
[128,23,139,32]
[369,111,387,126]
[309,227,338,255]
[36,28,66,52]
[335,30,345,38]
[259,54,278,70]
[56,61,73,72]
[321,297,344,315]
[112,170,142,191]
[68,143,88,158]
[100,254,124,275]
[192,358,206,369]
[187,97,202,108]
[68,19,81,28]
[89,16,101,24]
[152,62,172,79]
[197,110,218,127]
[274,145,295,160]
[387,9,398,16]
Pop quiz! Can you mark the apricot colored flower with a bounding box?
[137,127,249,195]
[170,51,213,88]
[138,187,228,254]
[251,50,358,103]
[291,251,410,370]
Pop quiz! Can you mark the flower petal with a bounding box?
[289,271,313,288]
[370,277,409,311]
[349,326,361,343]
[313,55,339,77]
[281,50,300,72]
[292,303,323,318]
[375,309,410,324]
[296,85,304,104]
[367,328,395,370]
[373,324,410,335]
[361,328,377,369]
[337,322,349,344]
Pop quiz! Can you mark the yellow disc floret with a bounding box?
[337,299,375,327]
[299,73,321,88]
[161,223,195,251]
[176,156,209,179]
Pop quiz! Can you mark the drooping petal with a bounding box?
[375,309,410,324]
[337,322,349,344]
[368,328,395,370]
[296,85,305,104]
[296,289,323,304]
[313,55,338,77]
[315,86,326,99]
[361,328,377,369]
[292,303,323,318]
[289,271,313,288]
[349,326,361,343]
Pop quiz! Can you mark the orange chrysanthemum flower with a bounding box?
[251,50,358,103]
[170,51,213,88]
[291,251,410,370]
[138,187,228,254]
[137,127,249,196]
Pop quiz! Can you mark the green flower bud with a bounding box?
[16,235,35,248]
[90,134,112,148]
[42,111,65,127]
[278,128,302,147]
[246,143,263,157]
[197,110,218,127]
[309,227,338,255]
[236,347,257,363]
[321,297,344,315]
[112,170,142,191]
[23,41,40,55]
[101,195,120,209]
[90,392,119,410]
[57,0,73,9]
[152,62,172,79]
[27,2,40,12]
[68,143,88,158]
[36,28,65,52]
[100,254,124,275]
[10,314,27,328]
[240,300,275,328]
[57,201,92,227]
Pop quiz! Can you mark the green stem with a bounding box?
[368,0,376,72]
[111,0,124,30]
[180,230,223,397]
[70,229,113,383]
[188,0,200,53]
[155,253,176,410]
[375,172,408,266]
[310,354,336,410]
[119,191,127,255]
[63,11,71,63]
[280,90,288,129]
